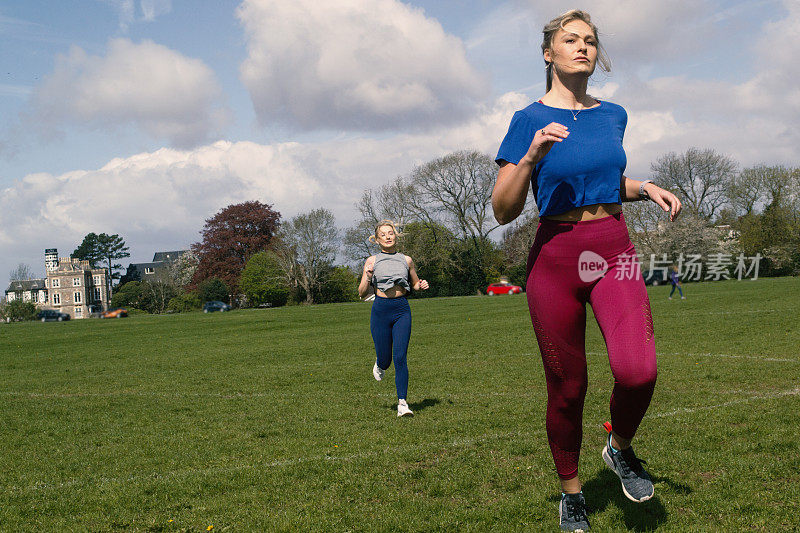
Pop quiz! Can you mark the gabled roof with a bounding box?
[6,278,47,293]
[152,250,188,262]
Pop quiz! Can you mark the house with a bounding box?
[121,250,189,284]
[3,248,111,319]
[5,279,48,304]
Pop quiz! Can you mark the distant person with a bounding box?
[668,265,685,300]
[491,9,682,531]
[358,221,429,417]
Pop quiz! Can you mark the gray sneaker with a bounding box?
[559,492,590,532]
[602,436,654,502]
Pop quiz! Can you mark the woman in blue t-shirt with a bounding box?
[491,9,682,531]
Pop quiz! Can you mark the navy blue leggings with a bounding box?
[670,283,683,297]
[370,295,411,400]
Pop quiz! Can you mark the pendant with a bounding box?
[573,116,577,121]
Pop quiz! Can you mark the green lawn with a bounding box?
[1,277,798,531]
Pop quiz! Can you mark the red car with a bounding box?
[486,282,522,295]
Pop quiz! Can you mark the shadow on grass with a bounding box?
[576,469,689,530]
[547,471,688,530]
[384,398,441,413]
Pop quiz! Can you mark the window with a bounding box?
[32,292,38,303]
[53,293,61,305]
[7,293,15,301]
[93,275,101,285]
[75,307,82,317]
[52,278,60,288]
[73,278,81,286]
[145,267,155,275]
[74,291,82,303]
[93,287,102,301]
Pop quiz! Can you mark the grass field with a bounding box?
[1,277,799,532]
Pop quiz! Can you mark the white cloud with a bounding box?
[236,0,488,131]
[29,38,228,147]
[0,91,526,284]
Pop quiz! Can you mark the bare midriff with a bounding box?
[376,285,408,298]
[542,202,622,222]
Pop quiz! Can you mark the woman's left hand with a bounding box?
[644,183,682,221]
[417,280,429,291]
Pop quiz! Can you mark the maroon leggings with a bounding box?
[526,213,656,480]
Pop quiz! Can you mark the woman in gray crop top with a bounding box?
[357,221,428,417]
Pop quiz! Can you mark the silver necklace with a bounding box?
[570,106,583,121]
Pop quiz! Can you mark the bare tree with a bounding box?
[275,208,338,304]
[727,166,765,217]
[9,263,35,281]
[501,213,539,267]
[408,150,500,243]
[651,148,737,220]
[623,201,668,258]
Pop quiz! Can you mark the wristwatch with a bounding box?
[639,179,654,200]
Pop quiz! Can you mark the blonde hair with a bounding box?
[541,9,611,91]
[368,220,403,244]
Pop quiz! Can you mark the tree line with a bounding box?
[7,146,794,318]
[104,147,800,313]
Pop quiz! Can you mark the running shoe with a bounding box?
[397,399,414,417]
[602,435,654,502]
[373,362,384,381]
[559,491,590,532]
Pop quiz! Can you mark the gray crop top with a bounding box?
[372,252,410,292]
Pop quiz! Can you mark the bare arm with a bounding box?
[358,256,375,299]
[492,122,570,224]
[406,256,429,291]
[620,175,683,221]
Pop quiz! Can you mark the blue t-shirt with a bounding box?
[495,100,627,217]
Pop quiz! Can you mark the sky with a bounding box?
[1,0,798,286]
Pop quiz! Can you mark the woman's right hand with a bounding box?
[524,121,569,164]
[363,257,375,279]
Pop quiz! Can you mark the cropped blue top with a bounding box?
[495,100,627,217]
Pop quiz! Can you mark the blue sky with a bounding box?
[1,0,798,286]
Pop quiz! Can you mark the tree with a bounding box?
[72,233,103,267]
[315,266,359,304]
[0,300,38,322]
[408,150,500,243]
[651,148,737,220]
[72,232,130,288]
[167,250,200,288]
[111,281,143,310]
[139,280,177,314]
[192,201,281,293]
[239,251,290,307]
[9,263,35,281]
[167,292,202,313]
[197,278,229,303]
[500,212,539,285]
[274,208,338,304]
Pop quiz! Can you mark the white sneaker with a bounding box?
[372,362,384,381]
[397,399,414,417]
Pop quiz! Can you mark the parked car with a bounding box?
[37,309,71,322]
[486,282,522,295]
[203,301,231,313]
[102,308,128,319]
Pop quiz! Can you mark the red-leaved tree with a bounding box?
[191,201,281,294]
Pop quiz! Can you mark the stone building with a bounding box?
[3,248,111,319]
